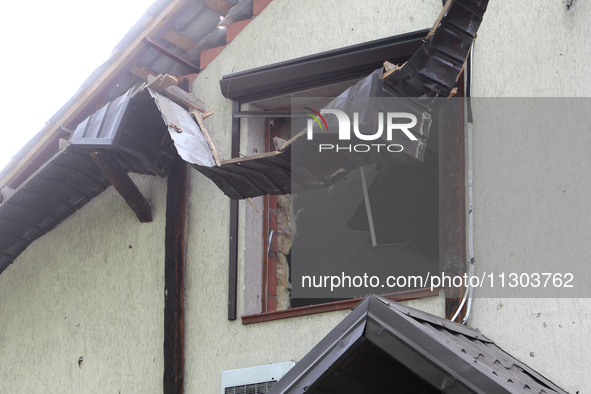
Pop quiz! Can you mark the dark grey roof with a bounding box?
[0,0,246,185]
[267,295,568,394]
[0,88,179,274]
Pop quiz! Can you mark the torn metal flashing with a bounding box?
[267,295,569,394]
[0,0,248,194]
[193,0,489,200]
[190,70,432,200]
[70,88,178,177]
[383,0,488,103]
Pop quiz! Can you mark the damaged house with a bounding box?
[0,0,589,393]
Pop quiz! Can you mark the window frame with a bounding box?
[223,30,467,323]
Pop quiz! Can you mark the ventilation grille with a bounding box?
[224,380,277,394]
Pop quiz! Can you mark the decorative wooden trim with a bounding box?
[90,151,152,223]
[163,157,187,393]
[241,288,439,325]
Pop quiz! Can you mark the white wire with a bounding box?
[453,46,476,324]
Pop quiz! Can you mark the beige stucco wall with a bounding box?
[187,1,445,393]
[473,0,591,97]
[0,174,167,393]
[2,1,588,393]
[466,2,591,392]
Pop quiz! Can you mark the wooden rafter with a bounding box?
[0,0,191,190]
[90,152,153,223]
[200,0,233,16]
[142,36,200,72]
[146,74,206,112]
[129,63,159,81]
[162,28,198,52]
[146,74,179,92]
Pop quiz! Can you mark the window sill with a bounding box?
[241,287,439,325]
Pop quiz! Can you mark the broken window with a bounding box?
[262,101,440,310]
[209,0,486,316]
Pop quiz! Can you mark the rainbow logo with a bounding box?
[303,107,328,131]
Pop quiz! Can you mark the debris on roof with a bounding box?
[194,0,489,200]
[266,295,569,394]
[0,0,249,195]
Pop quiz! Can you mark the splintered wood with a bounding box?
[146,74,179,92]
[190,110,221,166]
[382,60,405,80]
[134,71,206,113]
[200,107,216,120]
[427,0,453,39]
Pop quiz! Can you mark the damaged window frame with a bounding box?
[229,43,456,320]
[217,0,485,322]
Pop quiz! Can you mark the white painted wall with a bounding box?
[0,174,167,393]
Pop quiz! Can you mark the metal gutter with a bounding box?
[219,29,430,102]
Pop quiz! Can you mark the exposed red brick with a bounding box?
[266,297,277,312]
[269,194,277,209]
[253,0,273,15]
[267,272,277,296]
[199,45,226,69]
[226,19,252,43]
[267,256,276,275]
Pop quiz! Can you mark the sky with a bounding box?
[0,0,157,173]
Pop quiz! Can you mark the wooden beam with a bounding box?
[109,48,122,62]
[200,0,233,16]
[0,0,191,190]
[129,63,160,81]
[90,151,153,223]
[162,28,198,52]
[163,157,186,394]
[146,74,179,92]
[200,107,216,120]
[148,74,206,112]
[143,36,200,73]
[190,110,221,165]
[427,0,453,39]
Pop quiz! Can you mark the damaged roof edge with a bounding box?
[267,295,569,394]
[0,0,190,191]
[0,87,183,273]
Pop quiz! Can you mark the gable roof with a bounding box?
[0,0,253,196]
[268,295,568,394]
